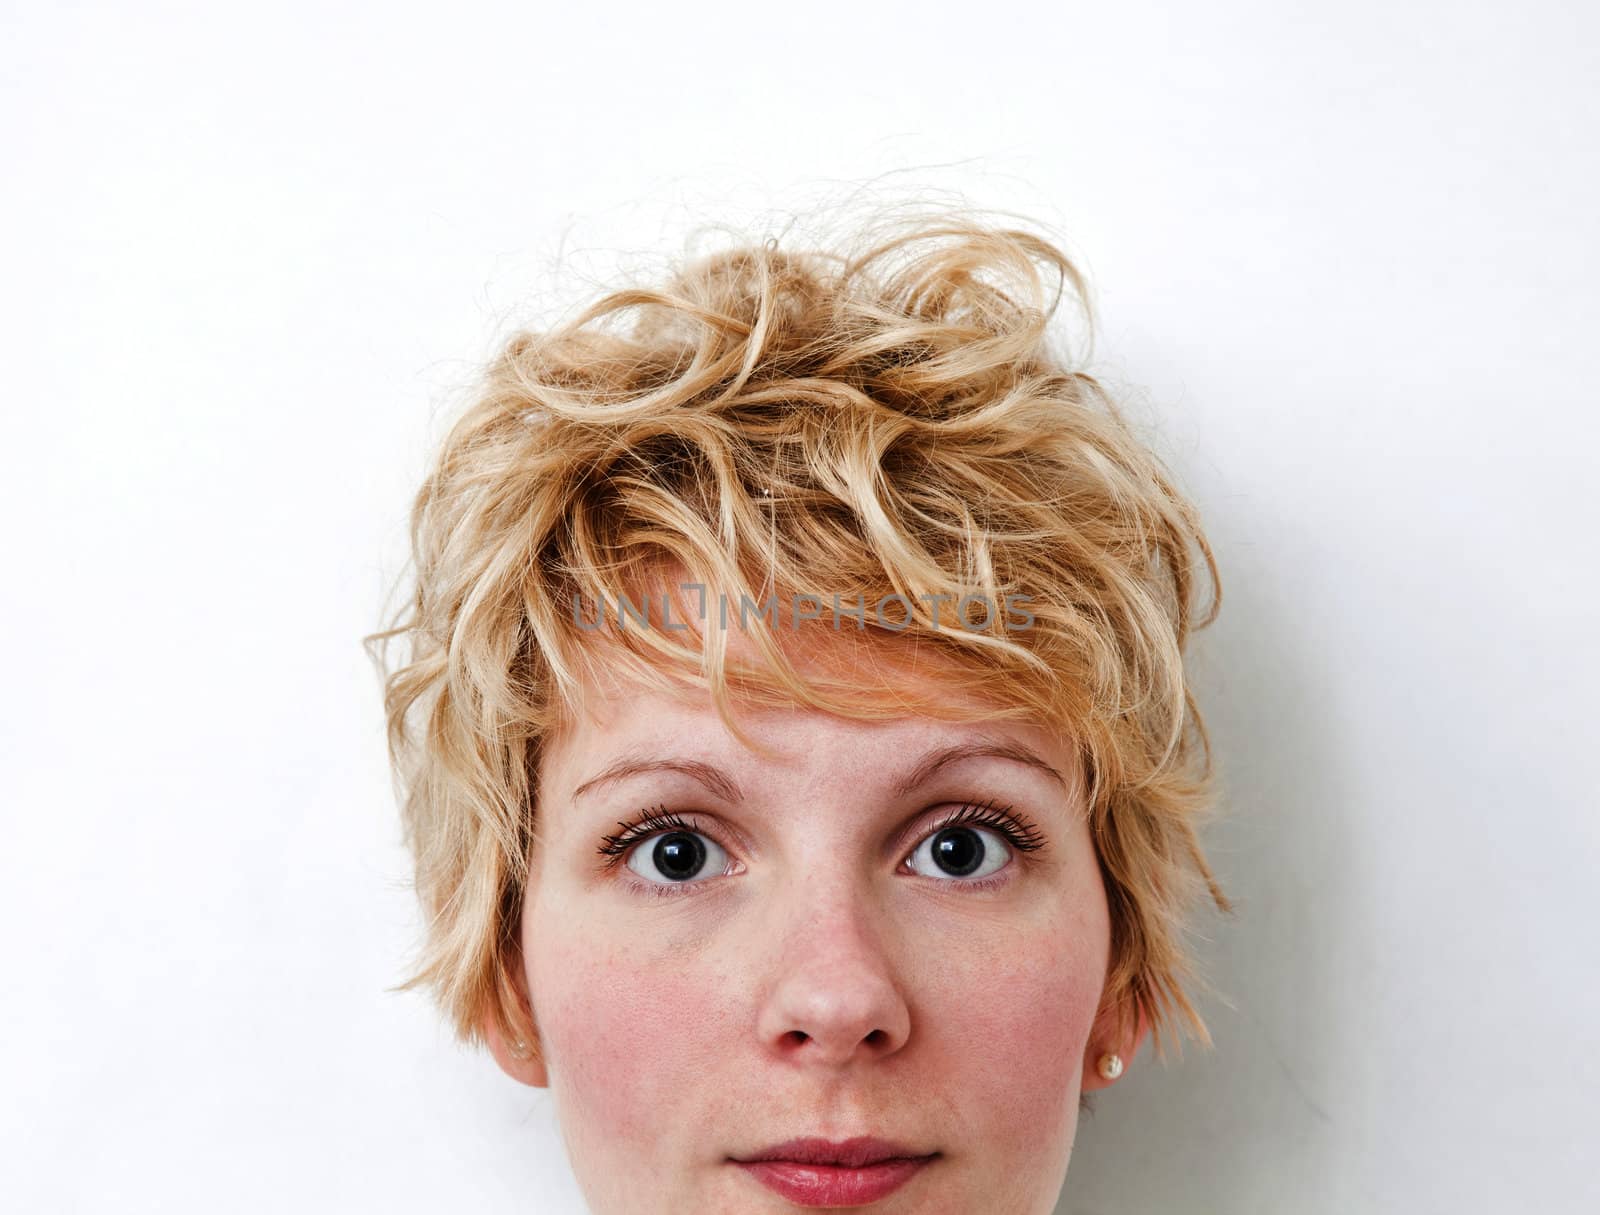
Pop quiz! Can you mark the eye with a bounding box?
[906,823,1013,882]
[598,806,736,889]
[624,828,731,886]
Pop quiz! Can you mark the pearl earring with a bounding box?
[1097,1052,1124,1080]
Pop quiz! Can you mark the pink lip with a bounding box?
[732,1137,939,1207]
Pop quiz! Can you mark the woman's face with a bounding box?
[496,656,1127,1214]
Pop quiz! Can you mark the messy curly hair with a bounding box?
[372,205,1229,1067]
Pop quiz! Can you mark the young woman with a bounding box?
[375,208,1229,1213]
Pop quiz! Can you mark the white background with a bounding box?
[3,2,1596,1211]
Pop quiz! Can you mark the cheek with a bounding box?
[524,906,737,1155]
[920,894,1109,1146]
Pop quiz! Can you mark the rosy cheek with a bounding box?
[527,924,734,1154]
[918,911,1106,1149]
[979,953,1098,1124]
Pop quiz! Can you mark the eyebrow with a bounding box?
[572,755,744,805]
[890,738,1068,797]
[568,737,1066,806]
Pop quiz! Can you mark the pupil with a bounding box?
[933,827,984,877]
[653,831,706,881]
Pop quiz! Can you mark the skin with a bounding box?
[486,626,1148,1214]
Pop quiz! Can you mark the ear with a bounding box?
[483,1007,550,1088]
[481,954,549,1088]
[1080,995,1151,1093]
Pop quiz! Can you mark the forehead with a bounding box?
[559,591,1004,727]
[542,569,1074,792]
[563,568,1009,707]
[541,645,1074,800]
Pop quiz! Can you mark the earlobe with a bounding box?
[1081,997,1151,1092]
[484,1010,550,1088]
[484,939,549,1087]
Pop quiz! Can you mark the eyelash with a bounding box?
[595,799,1046,898]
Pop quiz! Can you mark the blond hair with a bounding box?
[372,206,1229,1064]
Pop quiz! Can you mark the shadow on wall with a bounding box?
[1056,503,1367,1214]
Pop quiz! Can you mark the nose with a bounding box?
[754,881,913,1068]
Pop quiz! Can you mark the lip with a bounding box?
[731,1137,940,1207]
